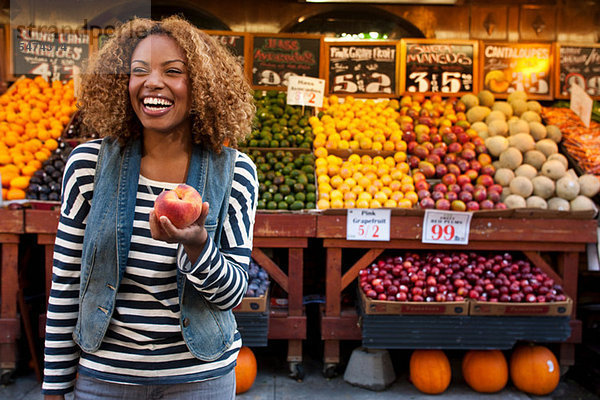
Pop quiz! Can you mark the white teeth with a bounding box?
[143,97,173,107]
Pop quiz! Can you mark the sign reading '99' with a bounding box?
[325,42,399,97]
[481,42,553,100]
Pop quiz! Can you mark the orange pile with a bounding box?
[0,76,76,200]
[315,147,417,209]
[311,95,404,152]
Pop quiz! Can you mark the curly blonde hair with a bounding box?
[78,16,255,152]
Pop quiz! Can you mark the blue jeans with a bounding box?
[73,369,236,400]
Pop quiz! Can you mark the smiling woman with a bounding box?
[42,16,258,400]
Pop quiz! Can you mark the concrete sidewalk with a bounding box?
[2,345,598,400]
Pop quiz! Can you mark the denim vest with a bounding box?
[73,137,238,361]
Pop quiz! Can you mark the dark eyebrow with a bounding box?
[130,60,186,66]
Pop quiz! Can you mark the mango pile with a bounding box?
[0,77,76,200]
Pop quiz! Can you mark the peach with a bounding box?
[153,184,203,228]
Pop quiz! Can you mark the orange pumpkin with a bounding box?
[462,350,508,393]
[410,349,451,394]
[510,345,559,395]
[235,346,257,394]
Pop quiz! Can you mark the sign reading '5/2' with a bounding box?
[400,39,479,96]
[325,41,399,97]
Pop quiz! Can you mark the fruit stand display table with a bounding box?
[25,209,313,380]
[252,212,315,380]
[317,210,596,376]
[0,208,23,383]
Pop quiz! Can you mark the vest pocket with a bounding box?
[79,245,97,299]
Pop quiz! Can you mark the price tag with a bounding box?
[287,75,325,108]
[422,209,473,245]
[570,83,593,128]
[346,208,391,241]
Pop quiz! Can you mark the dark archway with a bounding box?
[84,2,229,31]
[281,5,424,39]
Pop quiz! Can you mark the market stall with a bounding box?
[317,210,595,376]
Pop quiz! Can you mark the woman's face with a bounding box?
[129,34,191,135]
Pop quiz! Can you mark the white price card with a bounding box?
[570,83,593,128]
[422,209,473,245]
[286,75,325,108]
[346,208,391,241]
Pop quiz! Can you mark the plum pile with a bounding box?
[246,259,270,297]
[360,251,566,303]
[26,141,73,201]
[63,111,99,140]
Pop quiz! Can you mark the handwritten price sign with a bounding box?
[346,209,391,241]
[422,210,473,245]
[287,75,325,107]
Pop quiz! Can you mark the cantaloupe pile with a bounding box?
[460,90,599,212]
[0,77,76,200]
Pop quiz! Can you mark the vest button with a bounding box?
[183,318,190,327]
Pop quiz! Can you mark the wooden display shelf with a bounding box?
[253,212,315,369]
[0,208,24,372]
[317,213,596,367]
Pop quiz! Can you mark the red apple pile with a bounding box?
[359,252,566,303]
[398,94,505,211]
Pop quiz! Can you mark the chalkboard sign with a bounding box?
[400,39,478,96]
[555,43,600,99]
[250,33,322,89]
[481,42,553,100]
[207,31,249,68]
[325,41,399,97]
[10,27,90,81]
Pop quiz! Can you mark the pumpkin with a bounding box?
[235,346,257,394]
[510,344,559,395]
[462,350,508,393]
[409,349,451,394]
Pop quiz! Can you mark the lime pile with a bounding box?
[247,149,316,210]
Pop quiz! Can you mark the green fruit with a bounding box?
[258,183,267,193]
[267,201,277,210]
[307,174,315,184]
[284,177,296,186]
[296,174,308,185]
[290,201,304,210]
[284,194,296,205]
[306,184,316,193]
[277,201,288,210]
[273,175,285,185]
[301,165,314,174]
[280,140,290,147]
[248,139,259,147]
[306,201,315,209]
[293,183,305,193]
[261,192,273,201]
[273,193,283,203]
[257,200,266,209]
[268,185,278,194]
[279,184,291,196]
[294,192,306,202]
[306,192,316,203]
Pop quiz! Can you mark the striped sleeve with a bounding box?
[42,140,101,396]
[177,151,258,310]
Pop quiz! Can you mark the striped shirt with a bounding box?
[42,139,258,395]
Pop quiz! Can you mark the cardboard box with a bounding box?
[469,297,573,316]
[233,294,268,313]
[359,289,468,316]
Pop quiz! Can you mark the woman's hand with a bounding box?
[149,202,210,264]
